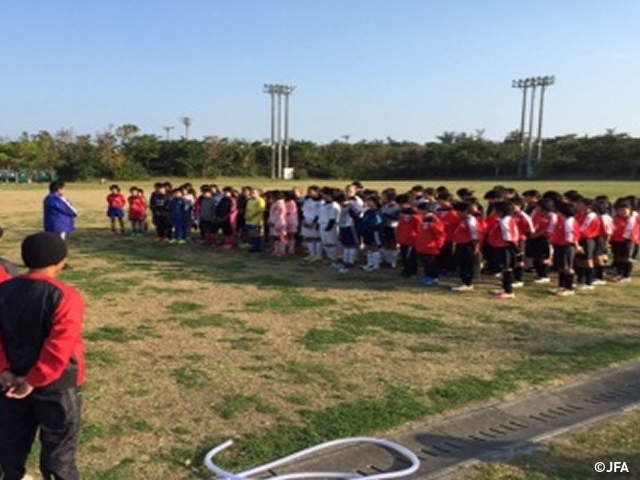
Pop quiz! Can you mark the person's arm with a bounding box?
[53,196,79,218]
[25,288,84,389]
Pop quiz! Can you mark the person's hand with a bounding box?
[5,377,34,399]
[0,370,15,391]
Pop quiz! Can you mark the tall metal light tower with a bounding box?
[181,117,192,140]
[512,75,555,179]
[535,76,555,174]
[511,78,531,178]
[263,83,296,179]
[263,85,278,179]
[282,85,296,172]
[163,126,174,141]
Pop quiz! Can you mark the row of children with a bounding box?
[106,182,639,298]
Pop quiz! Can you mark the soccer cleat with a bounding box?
[451,284,474,292]
[362,264,379,272]
[592,279,607,286]
[555,288,575,296]
[493,292,515,299]
[618,277,632,283]
[511,281,524,288]
[169,239,178,244]
[338,267,350,274]
[419,277,439,286]
[547,287,563,294]
[330,262,343,269]
[576,284,595,291]
[532,277,551,284]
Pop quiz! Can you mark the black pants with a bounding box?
[0,387,81,480]
[417,253,439,278]
[439,241,455,273]
[455,242,475,286]
[399,245,417,275]
[154,215,172,239]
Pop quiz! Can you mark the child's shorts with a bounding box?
[320,228,339,246]
[301,224,320,239]
[362,231,383,248]
[339,226,359,247]
[552,244,576,271]
[107,207,124,218]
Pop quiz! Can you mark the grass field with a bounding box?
[1,178,639,479]
[467,409,640,479]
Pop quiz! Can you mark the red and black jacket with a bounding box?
[0,273,85,390]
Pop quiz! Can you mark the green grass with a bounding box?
[85,349,120,366]
[245,288,337,314]
[302,311,445,350]
[179,314,239,329]
[85,326,140,343]
[277,361,341,389]
[563,309,609,329]
[171,367,209,389]
[84,459,135,480]
[407,343,450,354]
[213,394,279,420]
[168,301,206,315]
[303,328,359,351]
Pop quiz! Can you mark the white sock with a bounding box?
[388,250,398,267]
[366,251,373,267]
[372,251,381,269]
[325,246,337,262]
[314,242,323,258]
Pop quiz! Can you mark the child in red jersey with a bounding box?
[414,202,446,286]
[395,194,419,278]
[610,198,639,282]
[511,198,534,287]
[127,187,148,237]
[575,197,602,290]
[528,197,557,283]
[549,202,580,296]
[434,192,458,275]
[450,201,480,291]
[486,201,519,299]
[106,184,126,235]
[592,198,613,284]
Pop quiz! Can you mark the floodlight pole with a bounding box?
[163,126,174,141]
[535,76,555,174]
[512,79,529,178]
[525,82,538,179]
[282,85,296,172]
[263,85,277,179]
[264,83,296,179]
[276,89,283,179]
[181,117,192,140]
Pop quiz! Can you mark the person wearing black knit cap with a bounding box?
[0,232,85,480]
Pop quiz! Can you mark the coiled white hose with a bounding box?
[204,436,420,480]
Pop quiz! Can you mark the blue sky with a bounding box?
[1,1,638,143]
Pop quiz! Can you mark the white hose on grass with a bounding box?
[204,436,420,480]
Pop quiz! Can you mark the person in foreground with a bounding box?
[0,232,86,480]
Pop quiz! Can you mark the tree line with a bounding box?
[0,125,638,181]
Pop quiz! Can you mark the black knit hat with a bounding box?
[21,232,67,269]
